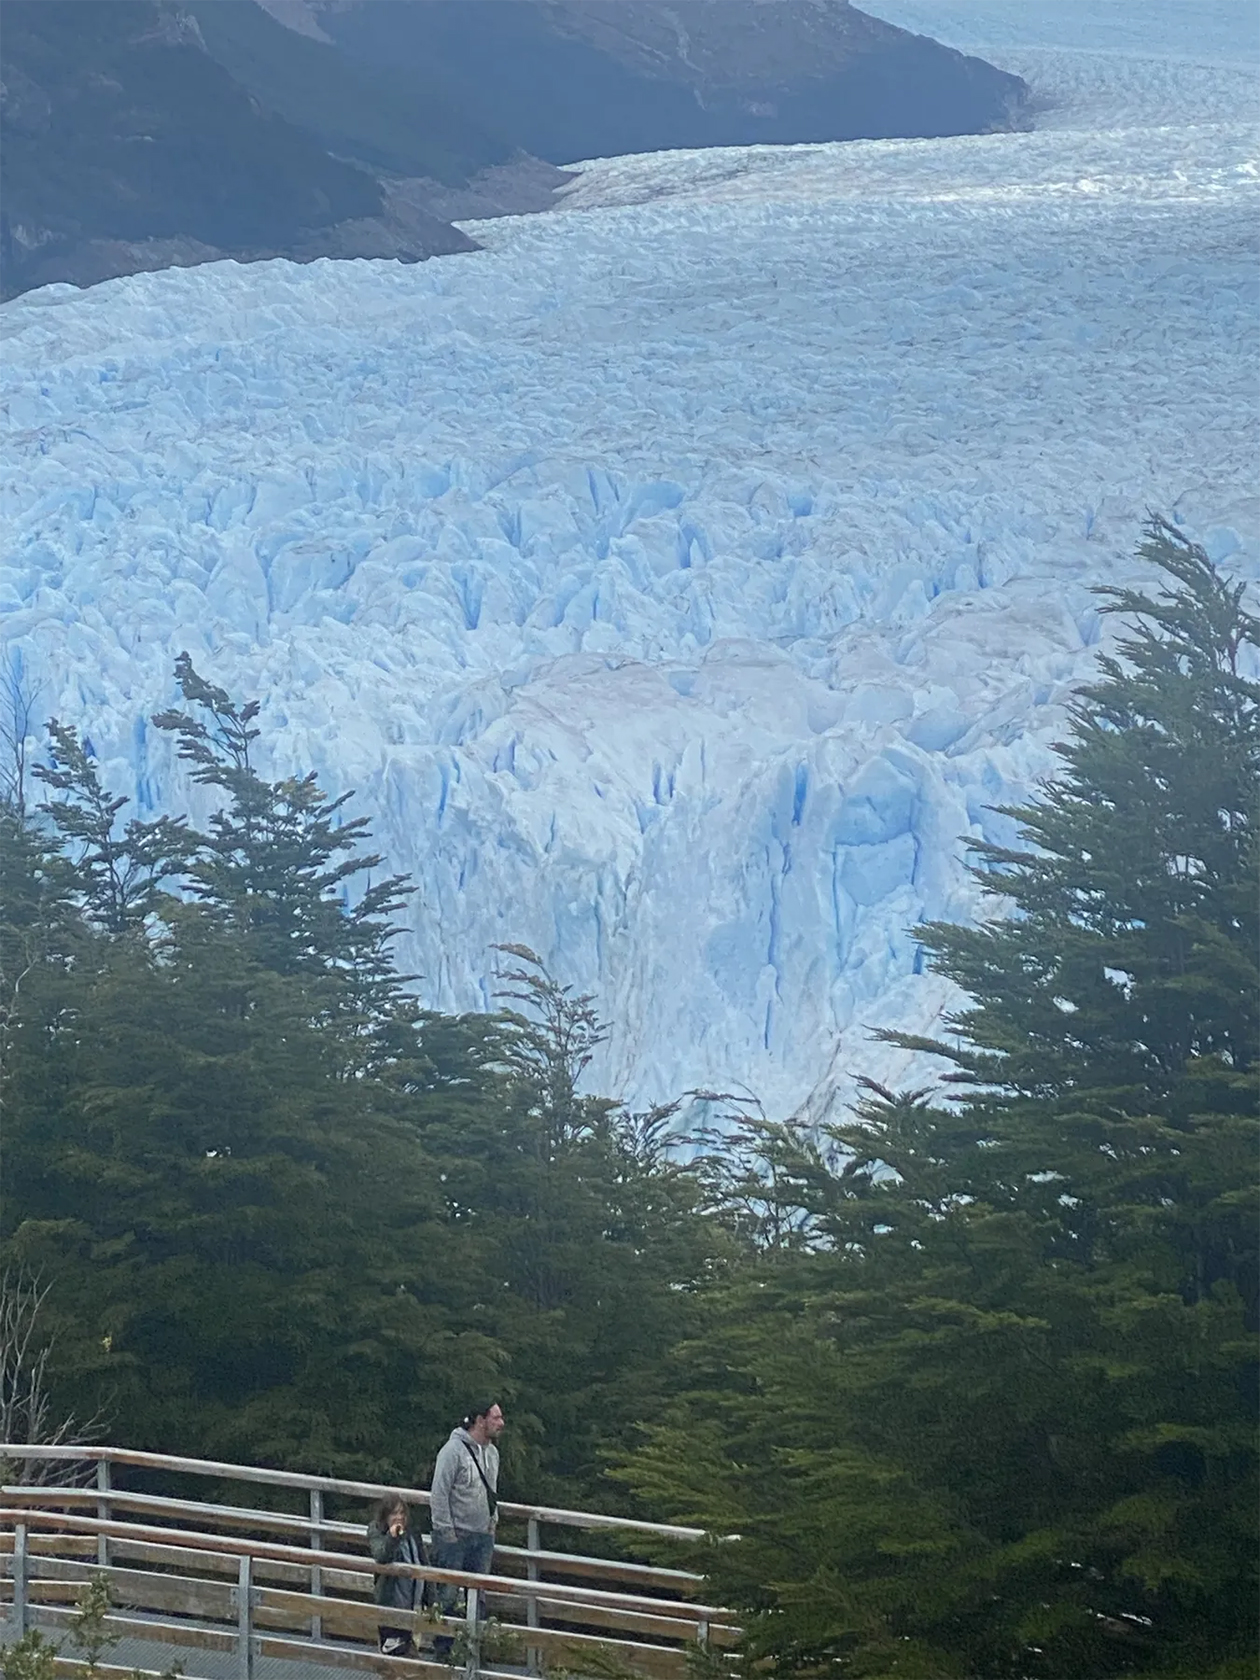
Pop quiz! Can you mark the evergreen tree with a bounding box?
[890,517,1258,1298]
[37,721,191,933]
[0,798,80,1226]
[153,653,412,1060]
[617,523,1259,1679]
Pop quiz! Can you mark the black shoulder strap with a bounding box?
[462,1440,498,1515]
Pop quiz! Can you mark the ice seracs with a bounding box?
[2,0,1257,1123]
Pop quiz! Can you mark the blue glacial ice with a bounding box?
[2,0,1258,1122]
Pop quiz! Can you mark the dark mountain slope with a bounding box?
[316,0,1028,163]
[187,0,512,185]
[0,0,475,299]
[1,4,374,250]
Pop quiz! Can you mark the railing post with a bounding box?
[96,1459,111,1568]
[464,1584,480,1680]
[12,1522,27,1637]
[309,1488,323,1641]
[525,1516,541,1675]
[237,1553,254,1680]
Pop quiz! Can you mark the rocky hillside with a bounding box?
[0,0,1028,300]
[314,0,1029,162]
[0,0,482,299]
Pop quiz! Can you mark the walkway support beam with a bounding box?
[12,1521,27,1636]
[464,1584,480,1680]
[309,1488,322,1641]
[236,1553,253,1680]
[526,1514,541,1675]
[96,1461,110,1569]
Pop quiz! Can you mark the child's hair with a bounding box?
[372,1493,410,1528]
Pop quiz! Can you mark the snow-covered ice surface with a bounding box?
[2,2,1258,1123]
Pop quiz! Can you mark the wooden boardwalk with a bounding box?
[0,1445,737,1680]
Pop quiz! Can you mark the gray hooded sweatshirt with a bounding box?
[430,1428,499,1538]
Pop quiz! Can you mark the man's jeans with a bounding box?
[432,1531,495,1661]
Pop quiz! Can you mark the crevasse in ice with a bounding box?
[1,0,1257,1121]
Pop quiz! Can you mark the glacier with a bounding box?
[1,0,1257,1124]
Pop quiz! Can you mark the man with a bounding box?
[429,1401,504,1660]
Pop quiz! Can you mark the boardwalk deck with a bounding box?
[0,1445,738,1680]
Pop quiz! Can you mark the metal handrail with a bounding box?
[0,1507,735,1621]
[0,1444,710,1542]
[1,1484,706,1589]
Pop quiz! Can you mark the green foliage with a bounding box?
[0,1629,59,1680]
[615,523,1259,1678]
[404,946,723,1501]
[891,516,1258,1138]
[69,1572,114,1676]
[0,801,82,1237]
[449,1615,527,1670]
[38,721,191,933]
[151,653,412,1060]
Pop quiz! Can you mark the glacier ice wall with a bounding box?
[2,0,1257,1122]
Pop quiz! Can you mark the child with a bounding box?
[368,1493,425,1657]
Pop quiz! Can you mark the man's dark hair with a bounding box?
[371,1492,410,1529]
[461,1401,499,1429]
